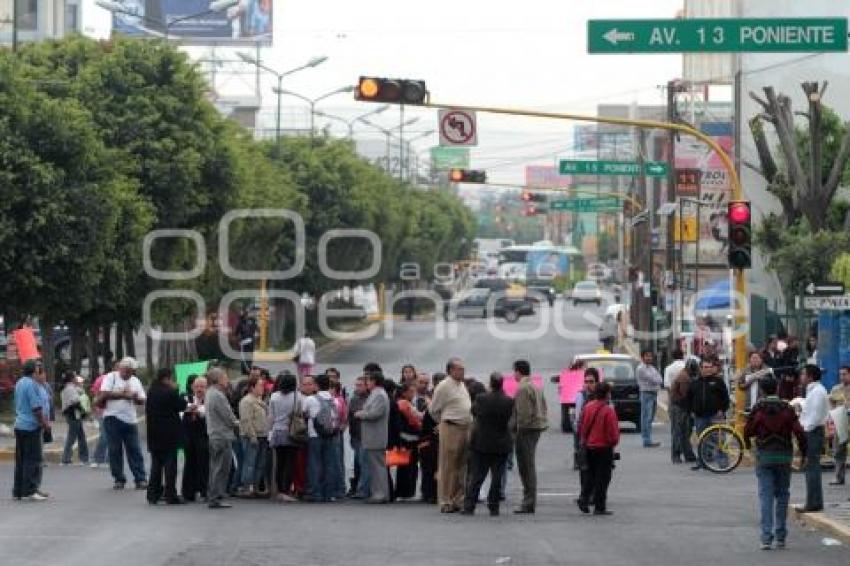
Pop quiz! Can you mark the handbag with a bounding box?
[288,396,308,444]
[385,447,412,467]
[576,406,603,471]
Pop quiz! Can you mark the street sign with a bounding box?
[805,282,845,296]
[803,295,850,310]
[674,217,697,243]
[439,109,477,147]
[549,197,622,212]
[558,159,668,177]
[588,18,848,54]
[430,146,470,170]
[675,168,701,196]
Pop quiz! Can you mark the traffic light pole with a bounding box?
[422,99,748,431]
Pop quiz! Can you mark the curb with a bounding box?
[793,505,850,544]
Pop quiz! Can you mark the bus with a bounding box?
[497,244,582,282]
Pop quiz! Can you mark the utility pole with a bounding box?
[666,80,679,351]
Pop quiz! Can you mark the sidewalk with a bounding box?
[0,419,101,463]
[793,483,850,544]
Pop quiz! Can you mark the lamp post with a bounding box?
[96,0,239,40]
[314,105,390,138]
[275,86,355,138]
[403,130,434,183]
[359,117,419,178]
[236,53,328,144]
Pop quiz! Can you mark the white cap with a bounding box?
[118,356,139,370]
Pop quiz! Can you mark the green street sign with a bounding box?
[588,18,848,54]
[430,146,470,170]
[558,159,668,177]
[550,197,622,212]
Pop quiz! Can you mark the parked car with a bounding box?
[571,280,602,306]
[444,287,534,323]
[551,353,640,432]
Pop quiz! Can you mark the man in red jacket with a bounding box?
[576,382,620,516]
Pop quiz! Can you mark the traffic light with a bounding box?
[520,190,547,203]
[448,169,487,183]
[727,200,752,269]
[356,77,428,105]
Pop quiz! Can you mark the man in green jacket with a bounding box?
[512,360,548,514]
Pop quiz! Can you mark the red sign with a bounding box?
[675,168,701,196]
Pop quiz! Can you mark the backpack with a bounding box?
[314,395,340,438]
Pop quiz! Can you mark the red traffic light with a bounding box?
[727,200,752,269]
[356,77,428,105]
[729,201,751,224]
[520,190,546,203]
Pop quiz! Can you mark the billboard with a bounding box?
[111,0,272,45]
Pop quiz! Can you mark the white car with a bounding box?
[571,280,601,306]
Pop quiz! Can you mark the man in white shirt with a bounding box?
[294,334,317,379]
[664,348,686,389]
[96,357,147,490]
[799,364,828,512]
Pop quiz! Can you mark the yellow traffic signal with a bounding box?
[356,77,428,105]
[448,169,486,183]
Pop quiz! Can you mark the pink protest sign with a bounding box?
[558,370,585,404]
[503,373,543,398]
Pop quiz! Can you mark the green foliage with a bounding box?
[794,107,850,187]
[831,253,850,290]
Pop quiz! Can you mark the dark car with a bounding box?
[444,287,534,323]
[552,354,640,432]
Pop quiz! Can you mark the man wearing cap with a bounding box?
[96,357,148,490]
[13,359,51,501]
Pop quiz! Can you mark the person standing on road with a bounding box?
[206,368,240,509]
[238,375,269,498]
[294,333,317,379]
[268,372,300,503]
[736,351,771,411]
[354,371,391,503]
[418,372,445,504]
[181,375,209,503]
[669,368,697,465]
[145,368,188,505]
[688,359,730,471]
[89,364,115,468]
[744,377,807,550]
[12,359,51,501]
[828,366,850,486]
[799,364,829,512]
[60,372,89,466]
[664,348,686,390]
[347,375,369,498]
[462,372,514,516]
[573,367,599,470]
[429,358,473,513]
[576,382,620,516]
[96,357,147,490]
[512,359,548,514]
[414,372,431,413]
[395,381,423,500]
[637,350,663,448]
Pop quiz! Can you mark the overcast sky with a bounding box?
[88,0,685,184]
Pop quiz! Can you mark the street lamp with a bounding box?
[273,86,355,137]
[359,117,419,178]
[314,105,390,138]
[96,0,238,40]
[236,53,328,143]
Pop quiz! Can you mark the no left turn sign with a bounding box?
[439,109,478,147]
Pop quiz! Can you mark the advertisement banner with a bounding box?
[111,0,273,45]
[502,373,544,398]
[527,250,569,279]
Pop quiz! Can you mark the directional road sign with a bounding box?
[805,282,845,296]
[439,109,477,147]
[588,18,848,54]
[549,197,622,212]
[803,295,850,311]
[558,159,668,177]
[430,146,470,170]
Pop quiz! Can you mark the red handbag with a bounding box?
[385,447,411,467]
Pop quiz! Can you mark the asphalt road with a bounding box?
[1,300,846,565]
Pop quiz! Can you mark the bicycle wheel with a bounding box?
[698,426,743,474]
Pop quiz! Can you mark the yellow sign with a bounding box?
[674,217,698,243]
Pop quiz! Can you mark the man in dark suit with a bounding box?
[461,372,514,516]
[145,368,188,505]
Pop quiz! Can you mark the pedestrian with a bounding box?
[206,368,239,509]
[60,371,90,466]
[598,312,617,352]
[799,364,828,513]
[181,375,209,503]
[669,368,697,464]
[576,382,620,516]
[235,310,258,375]
[744,376,807,550]
[294,332,317,379]
[828,366,850,486]
[636,349,663,448]
[238,375,269,497]
[512,359,547,514]
[428,358,472,513]
[354,371,391,503]
[395,381,423,499]
[383,379,403,501]
[292,376,316,499]
[401,364,417,386]
[96,357,147,490]
[736,351,771,411]
[414,372,431,413]
[145,367,188,505]
[89,364,116,469]
[303,373,342,502]
[330,380,348,499]
[462,372,514,516]
[12,359,51,501]
[688,359,730,471]
[418,372,445,504]
[268,372,300,503]
[663,348,686,390]
[347,375,370,498]
[573,367,600,470]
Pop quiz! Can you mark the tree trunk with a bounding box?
[102,324,113,371]
[124,322,136,358]
[70,322,85,374]
[145,333,154,372]
[87,323,101,378]
[115,323,124,361]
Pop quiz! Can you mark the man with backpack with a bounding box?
[303,373,341,502]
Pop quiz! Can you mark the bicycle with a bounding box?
[696,421,744,473]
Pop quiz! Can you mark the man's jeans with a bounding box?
[834,440,847,484]
[240,437,268,488]
[355,444,371,497]
[669,404,696,461]
[103,416,146,484]
[756,464,791,544]
[805,426,825,510]
[640,391,658,446]
[62,417,89,464]
[307,436,340,501]
[693,414,723,469]
[13,428,42,498]
[93,414,108,464]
